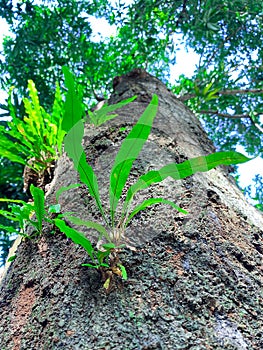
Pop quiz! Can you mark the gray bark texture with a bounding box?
[0,69,263,350]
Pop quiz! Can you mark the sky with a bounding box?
[0,9,262,192]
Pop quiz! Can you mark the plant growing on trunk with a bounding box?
[0,80,65,174]
[0,184,60,264]
[54,69,251,290]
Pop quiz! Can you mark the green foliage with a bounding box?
[0,158,26,265]
[29,185,45,234]
[0,80,65,173]
[0,0,262,270]
[0,1,110,108]
[54,88,251,282]
[0,70,252,284]
[109,94,158,223]
[87,96,137,127]
[0,0,262,191]
[0,184,58,238]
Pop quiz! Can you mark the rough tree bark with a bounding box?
[0,69,263,350]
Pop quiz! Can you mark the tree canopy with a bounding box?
[1,0,262,152]
[0,0,262,263]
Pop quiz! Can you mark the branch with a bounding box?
[175,0,188,28]
[254,123,263,133]
[219,89,263,96]
[178,88,263,101]
[198,109,263,133]
[178,93,196,101]
[198,110,262,119]
[204,26,243,68]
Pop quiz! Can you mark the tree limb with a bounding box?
[219,88,263,96]
[197,109,263,133]
[197,109,262,119]
[178,88,263,101]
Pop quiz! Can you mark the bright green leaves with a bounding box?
[54,218,95,262]
[62,66,85,132]
[63,120,101,205]
[0,137,26,166]
[57,86,253,273]
[126,198,188,227]
[88,96,137,127]
[62,69,106,223]
[1,63,253,283]
[109,94,158,221]
[124,151,251,207]
[30,185,45,234]
[58,91,160,281]
[0,80,65,173]
[0,185,56,237]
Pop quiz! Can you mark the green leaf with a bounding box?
[64,215,110,241]
[1,79,63,172]
[118,263,127,280]
[48,204,61,214]
[7,255,17,262]
[126,197,188,226]
[202,81,213,96]
[101,242,116,250]
[109,94,158,221]
[55,183,82,203]
[0,198,27,205]
[62,66,84,132]
[124,151,251,209]
[0,209,18,222]
[63,120,106,222]
[63,119,84,169]
[0,137,26,165]
[54,218,95,261]
[24,80,44,142]
[89,96,137,126]
[0,223,19,232]
[30,185,45,233]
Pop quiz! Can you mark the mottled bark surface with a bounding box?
[0,70,263,350]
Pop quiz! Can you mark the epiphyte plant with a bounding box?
[0,184,60,261]
[54,67,251,289]
[0,80,65,174]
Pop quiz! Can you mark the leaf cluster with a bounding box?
[53,68,251,285]
[0,184,58,239]
[0,68,252,287]
[0,80,65,173]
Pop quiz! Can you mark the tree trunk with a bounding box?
[0,69,262,350]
